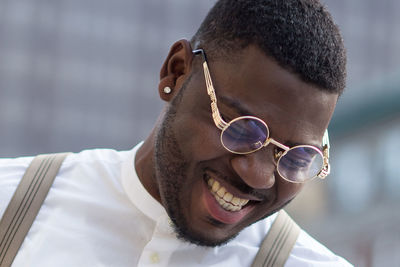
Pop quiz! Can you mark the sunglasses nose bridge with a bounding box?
[263,138,290,151]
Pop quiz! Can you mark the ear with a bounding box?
[158,39,194,101]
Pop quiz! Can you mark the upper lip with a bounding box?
[204,168,266,202]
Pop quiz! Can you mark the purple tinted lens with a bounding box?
[221,118,268,153]
[277,146,323,182]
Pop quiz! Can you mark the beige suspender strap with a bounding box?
[251,210,300,267]
[0,153,69,267]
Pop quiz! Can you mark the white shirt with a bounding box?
[0,143,352,266]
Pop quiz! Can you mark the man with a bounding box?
[0,0,352,266]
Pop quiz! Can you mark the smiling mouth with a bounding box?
[206,176,251,212]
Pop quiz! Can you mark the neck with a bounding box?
[135,129,162,204]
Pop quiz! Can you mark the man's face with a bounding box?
[154,45,337,246]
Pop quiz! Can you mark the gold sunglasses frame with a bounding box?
[192,49,331,182]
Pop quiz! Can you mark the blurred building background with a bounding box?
[0,0,399,266]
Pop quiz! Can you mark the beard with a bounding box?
[154,77,240,247]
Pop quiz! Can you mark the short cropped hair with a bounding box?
[191,0,346,94]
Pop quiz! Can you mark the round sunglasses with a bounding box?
[193,49,331,183]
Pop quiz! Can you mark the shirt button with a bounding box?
[150,252,160,264]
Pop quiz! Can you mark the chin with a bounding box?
[169,214,241,247]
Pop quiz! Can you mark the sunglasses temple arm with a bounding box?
[193,49,229,130]
[319,130,331,178]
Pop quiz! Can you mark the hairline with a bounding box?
[191,40,340,96]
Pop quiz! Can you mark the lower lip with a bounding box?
[201,179,253,224]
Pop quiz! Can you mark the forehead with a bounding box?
[205,45,338,144]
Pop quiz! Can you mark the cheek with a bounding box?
[171,75,227,161]
[173,112,223,161]
[276,181,303,204]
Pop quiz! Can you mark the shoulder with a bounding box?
[223,213,353,267]
[0,148,133,216]
[0,148,131,182]
[286,228,353,266]
[0,154,34,178]
[59,148,131,175]
[0,155,35,216]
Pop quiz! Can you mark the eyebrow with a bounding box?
[217,94,254,116]
[284,141,323,151]
[216,93,323,150]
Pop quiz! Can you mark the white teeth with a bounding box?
[212,180,220,192]
[231,197,240,206]
[240,199,249,206]
[217,187,226,198]
[224,192,233,202]
[207,177,250,212]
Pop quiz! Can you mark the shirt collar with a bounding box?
[121,142,166,221]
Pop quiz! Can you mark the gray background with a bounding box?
[0,0,399,266]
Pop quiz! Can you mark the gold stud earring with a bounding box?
[163,87,172,94]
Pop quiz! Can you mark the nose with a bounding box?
[230,148,276,189]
